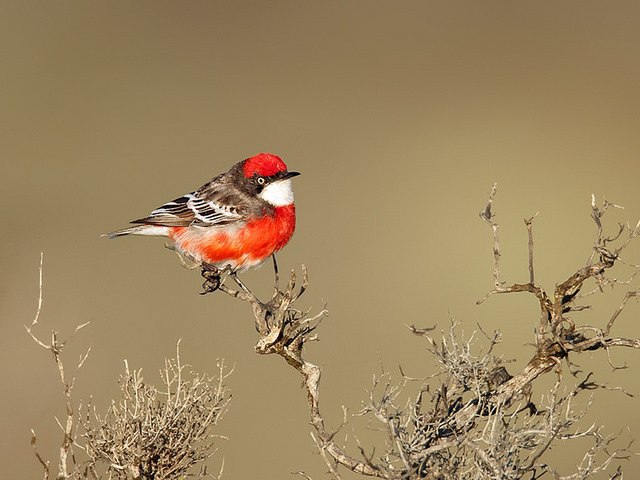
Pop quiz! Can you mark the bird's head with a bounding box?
[241,153,300,206]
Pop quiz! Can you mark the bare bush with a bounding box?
[357,323,631,479]
[27,255,230,480]
[211,186,640,479]
[82,348,231,479]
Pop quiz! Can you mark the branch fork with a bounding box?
[216,266,388,478]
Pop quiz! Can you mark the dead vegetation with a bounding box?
[26,255,230,479]
[28,187,640,479]
[212,185,640,479]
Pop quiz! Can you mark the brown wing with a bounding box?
[131,163,269,228]
[131,187,249,228]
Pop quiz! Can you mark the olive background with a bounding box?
[3,2,640,478]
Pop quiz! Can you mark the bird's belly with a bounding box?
[169,205,296,271]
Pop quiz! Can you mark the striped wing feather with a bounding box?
[131,189,246,228]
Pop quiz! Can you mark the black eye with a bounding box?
[256,177,265,185]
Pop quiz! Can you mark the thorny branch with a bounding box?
[216,185,640,479]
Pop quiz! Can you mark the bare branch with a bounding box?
[30,430,50,480]
[31,252,44,328]
[525,213,538,285]
[294,471,315,480]
[26,254,89,480]
[479,183,503,290]
[216,266,388,478]
[605,290,640,335]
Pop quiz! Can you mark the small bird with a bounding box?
[107,153,300,290]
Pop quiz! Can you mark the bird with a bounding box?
[107,153,300,291]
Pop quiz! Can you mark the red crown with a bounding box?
[242,153,288,178]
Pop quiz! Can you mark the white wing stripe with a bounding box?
[187,194,242,226]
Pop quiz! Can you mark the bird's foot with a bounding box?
[200,264,222,294]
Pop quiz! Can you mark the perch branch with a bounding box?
[217,266,389,478]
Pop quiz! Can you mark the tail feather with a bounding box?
[104,225,171,239]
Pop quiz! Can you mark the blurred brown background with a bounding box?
[2,1,640,478]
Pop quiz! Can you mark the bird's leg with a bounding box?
[271,254,280,288]
[230,271,253,297]
[200,263,222,294]
[269,253,283,303]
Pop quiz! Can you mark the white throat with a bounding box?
[259,179,294,206]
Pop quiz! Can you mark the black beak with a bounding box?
[282,171,301,179]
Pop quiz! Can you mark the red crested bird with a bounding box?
[107,153,300,291]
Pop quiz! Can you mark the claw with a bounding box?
[200,264,222,294]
